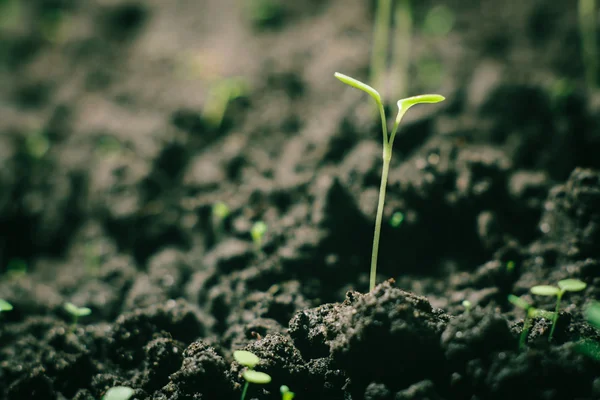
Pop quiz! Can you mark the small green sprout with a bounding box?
[64,302,91,327]
[462,300,472,315]
[102,386,134,400]
[0,299,13,314]
[250,221,267,250]
[212,201,230,241]
[203,77,249,128]
[506,260,515,273]
[335,72,444,291]
[233,350,272,400]
[508,294,555,349]
[585,301,600,329]
[390,211,404,228]
[530,278,587,342]
[280,385,295,400]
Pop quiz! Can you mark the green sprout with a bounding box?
[250,221,267,250]
[212,201,230,241]
[280,385,295,400]
[0,299,13,314]
[203,77,248,128]
[390,211,404,228]
[64,302,91,327]
[508,294,555,349]
[530,278,587,342]
[233,350,272,400]
[585,301,600,329]
[579,0,598,88]
[102,386,134,400]
[462,300,472,315]
[335,72,444,291]
[370,0,393,93]
[506,260,515,273]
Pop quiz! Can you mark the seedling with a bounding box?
[233,350,272,400]
[335,72,444,291]
[530,278,587,342]
[390,211,404,228]
[64,302,91,327]
[250,221,267,250]
[212,201,230,241]
[280,385,295,400]
[506,260,515,273]
[203,77,248,128]
[585,301,600,329]
[102,386,134,400]
[508,294,555,349]
[0,299,13,314]
[462,300,472,315]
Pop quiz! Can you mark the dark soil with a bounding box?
[1,0,600,399]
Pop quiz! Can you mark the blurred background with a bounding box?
[0,0,599,290]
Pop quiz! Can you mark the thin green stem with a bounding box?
[549,292,563,342]
[240,381,249,400]
[370,148,391,291]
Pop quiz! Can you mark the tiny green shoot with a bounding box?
[585,301,600,329]
[250,221,267,250]
[0,299,13,314]
[64,302,91,327]
[280,385,295,400]
[462,300,472,315]
[203,77,248,128]
[233,350,271,400]
[390,211,404,228]
[212,201,230,241]
[102,386,134,400]
[335,72,444,291]
[530,278,587,342]
[508,294,553,349]
[506,260,515,273]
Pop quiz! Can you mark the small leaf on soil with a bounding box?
[530,285,560,296]
[233,350,260,368]
[243,370,272,384]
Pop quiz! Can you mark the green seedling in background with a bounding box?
[506,260,515,273]
[203,77,248,128]
[530,278,587,342]
[390,211,404,228]
[334,72,444,291]
[371,0,393,94]
[0,299,13,315]
[579,0,598,88]
[212,201,230,241]
[250,221,267,250]
[508,294,555,350]
[64,302,91,328]
[585,301,600,329]
[462,300,472,315]
[575,302,600,360]
[245,0,284,29]
[233,350,272,400]
[280,385,295,400]
[102,386,134,400]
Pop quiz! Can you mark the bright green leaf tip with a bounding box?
[334,72,381,103]
[558,278,587,292]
